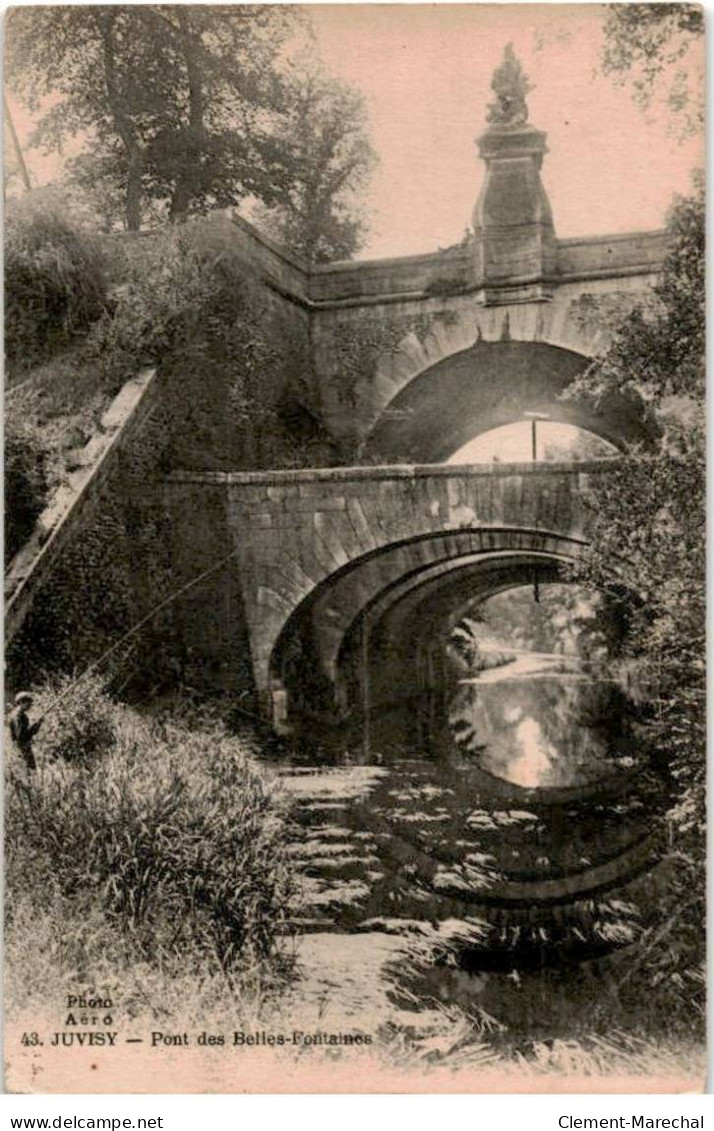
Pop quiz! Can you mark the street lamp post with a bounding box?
[523,412,550,602]
[523,410,550,462]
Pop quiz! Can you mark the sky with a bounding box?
[446,421,614,464]
[6,3,704,261]
[309,3,703,258]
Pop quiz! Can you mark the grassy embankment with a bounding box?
[5,192,225,564]
[5,678,298,1030]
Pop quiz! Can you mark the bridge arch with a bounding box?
[265,513,656,908]
[269,526,589,729]
[211,460,617,719]
[361,293,643,432]
[363,337,653,463]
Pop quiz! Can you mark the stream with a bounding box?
[267,632,662,1043]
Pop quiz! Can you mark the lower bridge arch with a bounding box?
[268,527,659,912]
[269,527,588,731]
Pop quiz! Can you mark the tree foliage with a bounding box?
[564,186,705,1021]
[250,54,377,263]
[7,8,377,258]
[5,6,302,229]
[5,421,49,567]
[601,4,704,137]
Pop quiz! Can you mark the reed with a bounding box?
[5,677,297,984]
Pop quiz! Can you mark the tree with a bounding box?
[249,55,377,263]
[601,4,704,137]
[564,186,705,1024]
[140,6,302,224]
[5,6,302,230]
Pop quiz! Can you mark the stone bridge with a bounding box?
[156,55,664,724]
[8,47,666,730]
[2,48,672,930]
[166,460,619,728]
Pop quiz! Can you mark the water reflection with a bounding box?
[277,583,655,935]
[447,667,637,790]
[442,584,638,791]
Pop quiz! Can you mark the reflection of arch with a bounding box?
[364,341,653,463]
[270,528,588,725]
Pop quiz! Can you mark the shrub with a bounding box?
[5,192,107,377]
[6,684,296,979]
[31,673,117,764]
[80,228,218,392]
[4,417,49,564]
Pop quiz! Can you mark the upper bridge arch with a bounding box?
[366,300,607,428]
[362,337,651,464]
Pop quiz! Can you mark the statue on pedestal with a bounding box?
[486,43,533,128]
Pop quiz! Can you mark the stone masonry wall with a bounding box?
[6,366,176,691]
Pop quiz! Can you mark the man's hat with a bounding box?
[14,691,33,705]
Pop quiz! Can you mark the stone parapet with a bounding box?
[306,229,666,307]
[167,457,622,488]
[308,247,472,305]
[556,229,669,281]
[147,209,665,312]
[5,368,159,644]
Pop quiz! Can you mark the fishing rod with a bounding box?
[32,547,241,723]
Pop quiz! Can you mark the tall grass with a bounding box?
[5,678,297,987]
[5,191,107,380]
[5,193,109,555]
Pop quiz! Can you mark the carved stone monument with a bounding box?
[472,44,557,304]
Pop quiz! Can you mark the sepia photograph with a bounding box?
[3,2,706,1094]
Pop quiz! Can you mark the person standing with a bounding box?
[8,691,42,772]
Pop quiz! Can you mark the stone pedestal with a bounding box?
[472,125,556,305]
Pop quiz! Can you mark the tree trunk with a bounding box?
[125,150,143,232]
[169,9,205,224]
[168,179,193,225]
[96,11,144,231]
